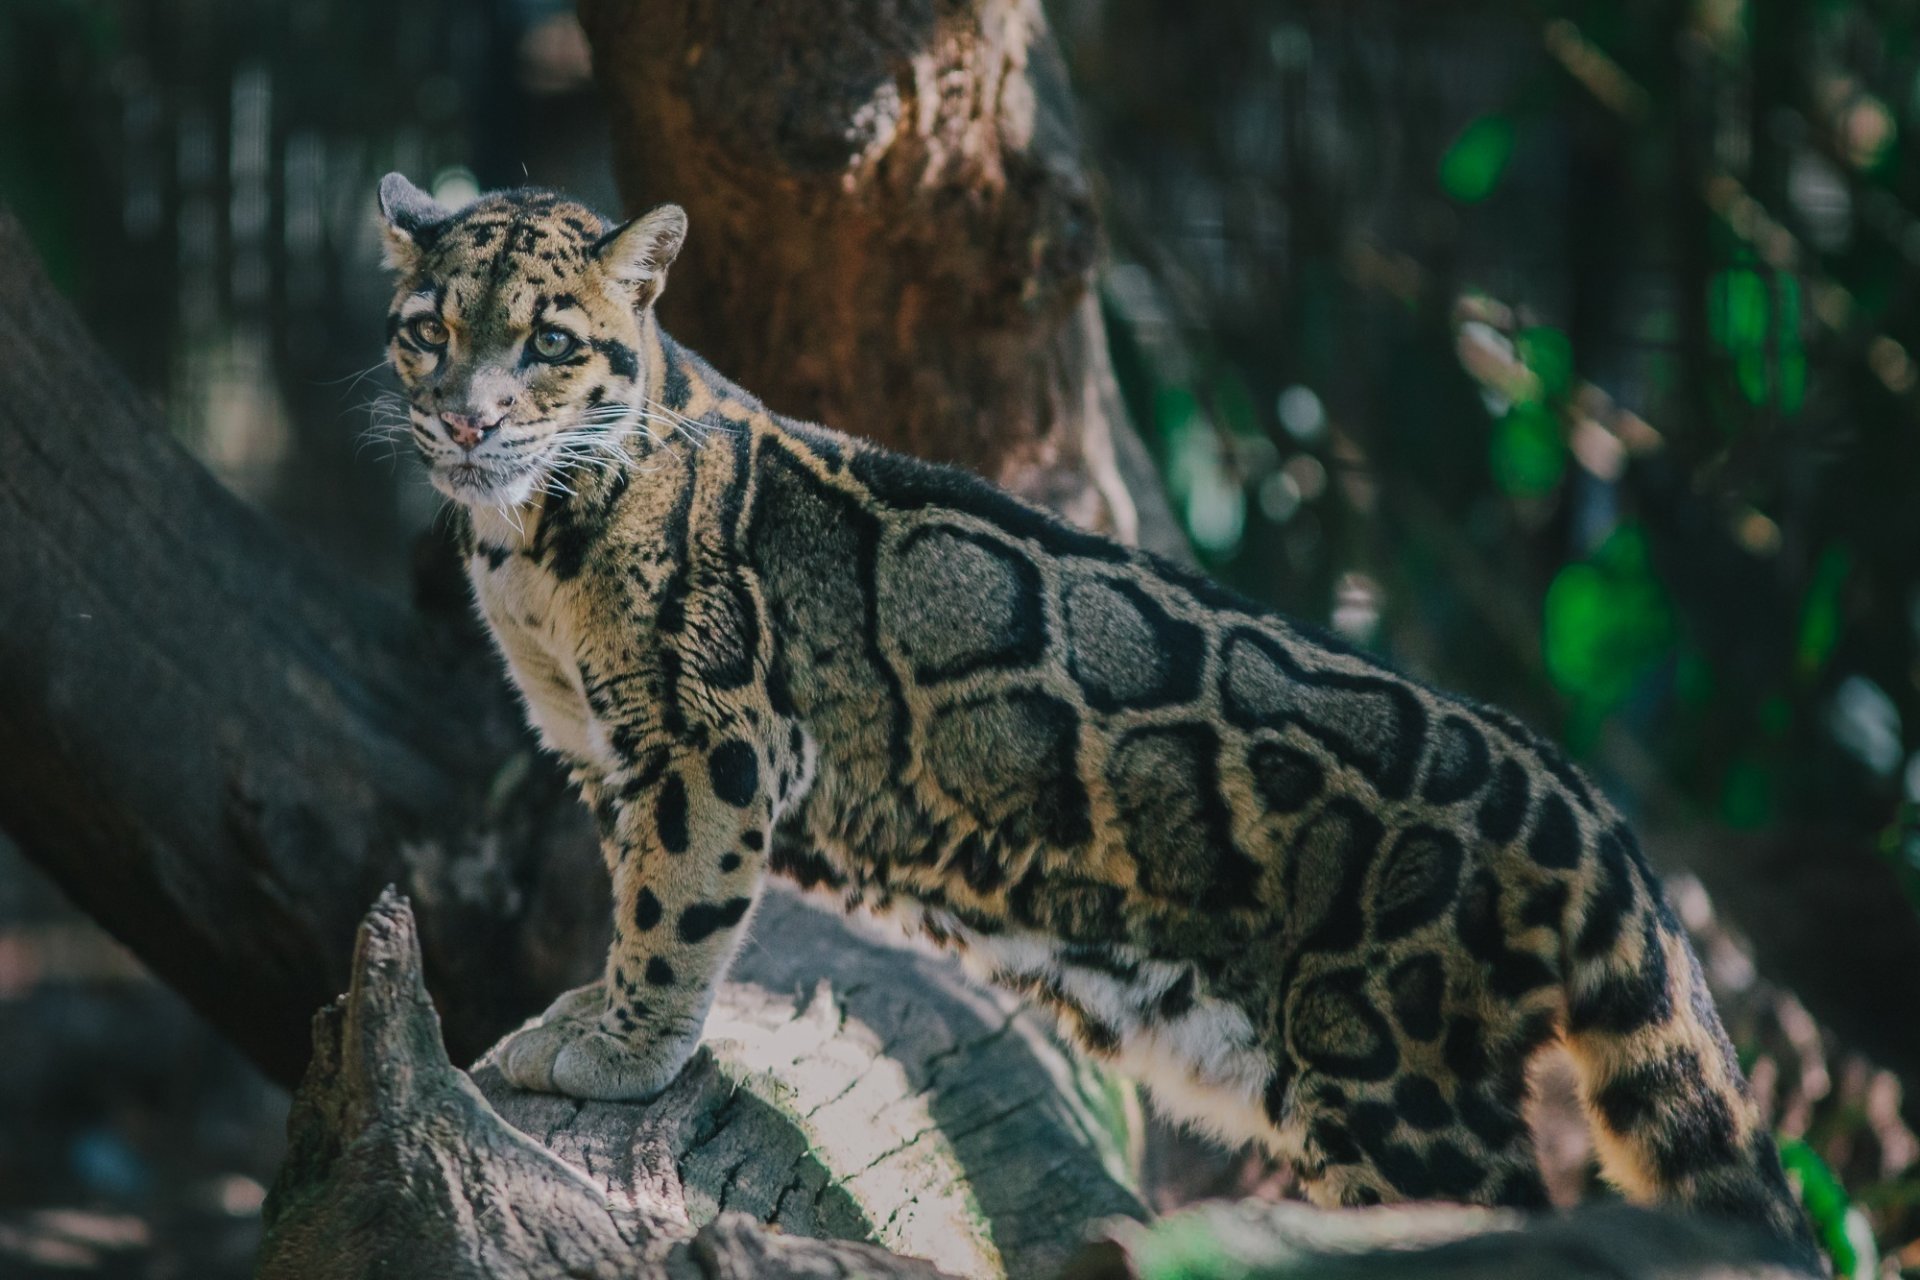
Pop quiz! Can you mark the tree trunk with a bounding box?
[257,888,1143,1280]
[575,0,1186,560]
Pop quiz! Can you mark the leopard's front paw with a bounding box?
[549,1026,696,1102]
[491,981,697,1101]
[493,981,607,1093]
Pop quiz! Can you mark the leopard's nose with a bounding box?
[440,411,504,450]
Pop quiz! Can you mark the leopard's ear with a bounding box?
[594,204,687,310]
[377,173,451,273]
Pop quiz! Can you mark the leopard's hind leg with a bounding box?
[1281,1021,1553,1212]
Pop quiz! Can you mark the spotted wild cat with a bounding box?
[372,173,1816,1264]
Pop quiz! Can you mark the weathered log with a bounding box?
[576,0,1186,560]
[258,887,1144,1279]
[1066,1198,1814,1280]
[0,210,612,1083]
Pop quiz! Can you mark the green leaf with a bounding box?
[1778,1137,1877,1279]
[1795,544,1851,679]
[1709,268,1770,350]
[1543,524,1674,726]
[1491,401,1566,497]
[1516,326,1575,402]
[1440,115,1515,203]
[1708,268,1806,413]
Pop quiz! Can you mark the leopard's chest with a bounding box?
[470,557,616,771]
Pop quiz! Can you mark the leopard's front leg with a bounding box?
[498,739,771,1101]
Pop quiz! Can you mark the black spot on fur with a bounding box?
[1474,757,1531,844]
[1423,716,1492,805]
[1595,1048,1739,1181]
[1262,1061,1296,1127]
[1349,1100,1398,1154]
[1110,722,1262,911]
[656,776,690,853]
[1456,870,1558,997]
[1458,1086,1526,1149]
[1387,954,1445,1042]
[531,476,598,582]
[1426,1141,1487,1199]
[719,852,742,873]
[1248,740,1325,813]
[1008,871,1128,942]
[1370,1141,1437,1199]
[645,956,676,986]
[708,739,759,807]
[949,833,1006,895]
[1527,791,1583,870]
[769,842,845,892]
[1576,830,1636,959]
[1394,1076,1453,1130]
[1520,881,1569,931]
[658,340,692,411]
[1567,916,1674,1035]
[1292,968,1398,1082]
[1443,1016,1489,1079]
[1158,969,1197,1019]
[1311,1119,1362,1165]
[633,888,662,931]
[678,896,752,944]
[1284,797,1382,954]
[743,830,764,851]
[1372,826,1464,942]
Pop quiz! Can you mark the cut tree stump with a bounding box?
[257,886,1146,1279]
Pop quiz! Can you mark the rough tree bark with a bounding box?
[576,0,1186,560]
[257,889,1142,1279]
[0,211,607,1083]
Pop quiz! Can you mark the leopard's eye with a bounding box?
[531,327,578,361]
[407,316,449,348]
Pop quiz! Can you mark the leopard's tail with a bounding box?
[1556,824,1820,1271]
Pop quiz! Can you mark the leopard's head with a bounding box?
[375,174,686,510]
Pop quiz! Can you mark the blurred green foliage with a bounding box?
[1441,114,1517,204]
[1544,523,1674,744]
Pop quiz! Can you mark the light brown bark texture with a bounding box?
[575,0,1187,561]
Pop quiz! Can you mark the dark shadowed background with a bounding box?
[3,0,1920,1274]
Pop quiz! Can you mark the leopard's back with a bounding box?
[712,377,1811,1260]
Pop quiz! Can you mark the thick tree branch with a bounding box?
[0,210,608,1082]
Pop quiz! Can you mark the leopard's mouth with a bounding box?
[430,454,540,508]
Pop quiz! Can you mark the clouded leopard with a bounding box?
[373,173,1815,1264]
